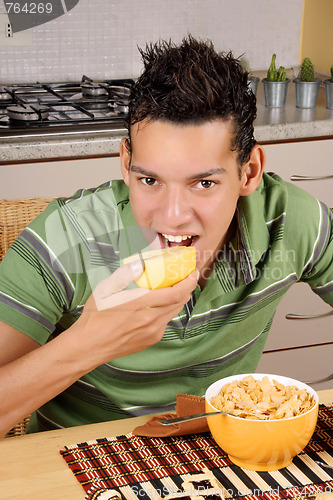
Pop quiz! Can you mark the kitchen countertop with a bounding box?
[1,73,332,164]
[254,72,333,143]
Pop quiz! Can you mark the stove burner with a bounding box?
[70,92,111,111]
[0,87,11,101]
[75,82,130,112]
[109,85,131,98]
[7,104,50,121]
[113,100,129,114]
[83,101,110,111]
[80,82,109,98]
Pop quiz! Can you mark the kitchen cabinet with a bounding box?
[262,138,333,207]
[257,343,333,391]
[0,156,122,199]
[256,138,333,389]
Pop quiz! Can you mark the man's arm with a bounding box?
[0,322,40,366]
[0,263,199,437]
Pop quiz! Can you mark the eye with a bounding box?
[140,177,157,186]
[196,180,216,189]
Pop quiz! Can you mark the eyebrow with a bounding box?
[130,165,157,177]
[187,167,227,180]
[130,165,227,179]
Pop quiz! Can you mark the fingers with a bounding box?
[138,269,200,308]
[91,265,199,312]
[96,259,144,298]
[91,259,146,311]
[95,287,149,311]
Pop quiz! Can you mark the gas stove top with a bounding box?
[0,76,134,136]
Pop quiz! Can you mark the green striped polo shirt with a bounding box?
[0,173,332,432]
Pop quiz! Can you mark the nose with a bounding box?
[159,186,193,227]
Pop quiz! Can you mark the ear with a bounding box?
[120,137,131,186]
[239,144,266,196]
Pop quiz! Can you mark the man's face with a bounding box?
[121,119,250,282]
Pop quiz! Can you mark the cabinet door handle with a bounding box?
[286,310,333,320]
[290,174,333,181]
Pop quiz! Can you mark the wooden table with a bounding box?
[1,389,333,500]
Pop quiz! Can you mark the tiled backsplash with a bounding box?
[0,0,303,83]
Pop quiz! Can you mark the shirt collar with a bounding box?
[214,187,270,292]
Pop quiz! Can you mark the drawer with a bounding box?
[256,343,333,391]
[0,156,122,199]
[265,282,333,351]
[263,139,333,207]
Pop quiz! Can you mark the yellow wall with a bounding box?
[300,0,333,74]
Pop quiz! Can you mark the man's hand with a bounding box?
[70,259,199,368]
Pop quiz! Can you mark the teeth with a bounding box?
[162,233,193,243]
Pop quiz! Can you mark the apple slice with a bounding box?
[123,246,196,289]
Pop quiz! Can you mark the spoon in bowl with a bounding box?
[157,410,236,425]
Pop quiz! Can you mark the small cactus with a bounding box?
[276,66,286,81]
[299,57,315,82]
[267,54,286,82]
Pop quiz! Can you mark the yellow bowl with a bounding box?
[205,373,319,471]
[123,246,196,289]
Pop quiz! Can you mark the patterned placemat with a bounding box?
[60,405,333,500]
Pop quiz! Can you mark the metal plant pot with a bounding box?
[247,76,259,95]
[262,78,289,108]
[294,78,321,108]
[324,79,333,109]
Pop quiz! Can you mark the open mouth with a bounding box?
[159,233,198,248]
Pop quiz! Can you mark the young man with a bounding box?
[0,37,332,435]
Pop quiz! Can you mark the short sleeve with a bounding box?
[301,205,333,305]
[0,199,83,343]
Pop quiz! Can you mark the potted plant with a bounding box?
[262,54,289,107]
[324,65,333,109]
[247,76,259,95]
[294,57,321,108]
[241,56,259,96]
